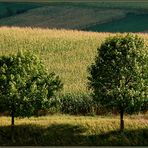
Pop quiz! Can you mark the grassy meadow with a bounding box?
[0,114,148,145]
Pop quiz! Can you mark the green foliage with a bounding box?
[0,50,62,120]
[88,33,148,114]
[59,93,95,115]
[0,28,148,116]
[58,94,111,116]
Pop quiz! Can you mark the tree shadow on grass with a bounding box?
[0,123,148,146]
[87,128,148,146]
[0,123,87,146]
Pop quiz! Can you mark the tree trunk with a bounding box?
[120,109,124,131]
[11,104,15,142]
[11,110,15,126]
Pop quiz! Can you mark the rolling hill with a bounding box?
[0,27,148,96]
[0,2,147,146]
[0,1,148,32]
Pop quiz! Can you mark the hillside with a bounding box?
[0,27,148,96]
[0,1,147,146]
[0,1,148,32]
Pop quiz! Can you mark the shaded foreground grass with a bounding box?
[0,115,148,146]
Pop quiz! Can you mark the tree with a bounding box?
[0,50,63,126]
[88,34,148,131]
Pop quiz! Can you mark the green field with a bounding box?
[84,13,148,32]
[0,2,43,18]
[0,1,148,32]
[0,114,148,146]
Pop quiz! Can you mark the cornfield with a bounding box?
[0,27,148,95]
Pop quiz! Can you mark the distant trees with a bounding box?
[88,34,148,131]
[0,51,63,126]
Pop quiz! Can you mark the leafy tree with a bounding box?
[0,51,63,126]
[88,34,148,131]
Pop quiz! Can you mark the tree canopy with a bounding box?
[88,34,148,130]
[0,51,63,125]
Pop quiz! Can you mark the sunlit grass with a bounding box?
[1,114,148,132]
[0,114,147,145]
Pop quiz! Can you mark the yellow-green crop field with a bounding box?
[0,27,148,95]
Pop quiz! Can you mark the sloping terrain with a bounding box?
[0,27,147,95]
[0,1,147,32]
[0,6,125,29]
[0,2,44,19]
